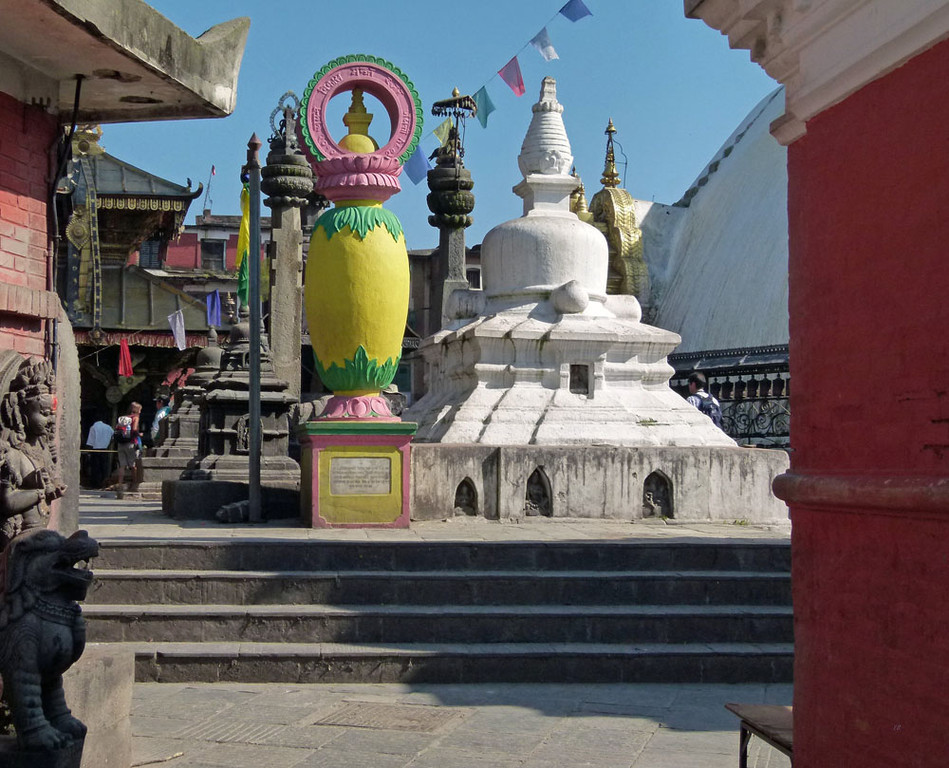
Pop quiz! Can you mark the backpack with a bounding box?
[114,416,133,443]
[695,391,724,429]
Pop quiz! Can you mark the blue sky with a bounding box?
[103,1,777,250]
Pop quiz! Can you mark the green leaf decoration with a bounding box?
[316,206,403,243]
[315,345,401,392]
[300,54,423,164]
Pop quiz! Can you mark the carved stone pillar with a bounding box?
[261,93,317,400]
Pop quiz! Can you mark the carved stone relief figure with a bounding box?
[0,360,65,546]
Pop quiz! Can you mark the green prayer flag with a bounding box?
[433,118,452,146]
[237,252,249,307]
[474,86,495,129]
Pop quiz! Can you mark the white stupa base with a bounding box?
[404,306,734,448]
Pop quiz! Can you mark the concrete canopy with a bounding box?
[0,0,249,123]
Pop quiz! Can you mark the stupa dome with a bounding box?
[481,77,609,312]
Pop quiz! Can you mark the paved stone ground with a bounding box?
[130,682,793,768]
[80,492,793,767]
[79,492,791,544]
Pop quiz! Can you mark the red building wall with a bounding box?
[165,231,247,271]
[164,232,201,270]
[0,90,59,357]
[785,37,949,767]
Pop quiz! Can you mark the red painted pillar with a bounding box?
[774,37,949,767]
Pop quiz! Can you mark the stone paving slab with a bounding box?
[130,682,793,768]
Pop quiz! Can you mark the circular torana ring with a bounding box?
[300,54,423,165]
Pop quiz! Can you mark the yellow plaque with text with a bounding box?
[318,445,403,524]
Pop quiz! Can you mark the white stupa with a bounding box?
[405,78,733,448]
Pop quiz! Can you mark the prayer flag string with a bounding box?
[402,0,594,184]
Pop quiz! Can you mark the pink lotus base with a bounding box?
[318,395,398,421]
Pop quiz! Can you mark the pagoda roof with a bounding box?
[81,151,200,200]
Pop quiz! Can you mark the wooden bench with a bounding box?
[725,703,793,767]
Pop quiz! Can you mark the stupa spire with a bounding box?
[340,88,378,153]
[600,118,620,188]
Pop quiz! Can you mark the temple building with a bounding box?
[55,126,221,451]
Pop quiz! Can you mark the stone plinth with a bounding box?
[410,443,790,524]
[298,421,416,528]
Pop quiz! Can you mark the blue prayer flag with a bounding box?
[474,86,496,129]
[559,0,592,22]
[404,147,431,185]
[206,290,221,327]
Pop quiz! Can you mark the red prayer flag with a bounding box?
[498,56,526,97]
[211,165,216,176]
[118,338,133,377]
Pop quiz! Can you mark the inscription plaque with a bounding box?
[330,457,392,495]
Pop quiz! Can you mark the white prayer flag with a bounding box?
[168,309,186,350]
[530,27,560,62]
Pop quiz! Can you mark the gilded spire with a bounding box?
[340,88,378,153]
[600,118,620,188]
[569,166,592,222]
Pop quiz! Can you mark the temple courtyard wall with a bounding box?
[410,444,789,523]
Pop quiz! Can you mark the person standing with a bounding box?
[85,419,113,488]
[686,373,723,428]
[114,401,142,490]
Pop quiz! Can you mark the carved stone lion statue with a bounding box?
[0,528,97,751]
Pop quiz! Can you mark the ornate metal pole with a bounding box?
[246,134,263,523]
[428,89,476,329]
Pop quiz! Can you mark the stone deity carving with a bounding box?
[0,361,64,545]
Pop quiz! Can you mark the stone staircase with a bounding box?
[84,539,793,684]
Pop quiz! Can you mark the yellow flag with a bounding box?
[235,184,250,269]
[433,118,452,146]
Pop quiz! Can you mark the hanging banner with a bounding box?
[236,183,250,307]
[559,0,592,22]
[433,118,453,146]
[498,56,526,97]
[530,27,560,61]
[474,87,496,128]
[403,147,431,185]
[206,290,221,327]
[118,338,133,377]
[168,310,187,351]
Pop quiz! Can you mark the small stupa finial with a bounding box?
[570,166,592,221]
[600,118,620,188]
[340,88,378,153]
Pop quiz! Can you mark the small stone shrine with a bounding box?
[163,308,299,519]
[405,78,789,523]
[407,77,733,448]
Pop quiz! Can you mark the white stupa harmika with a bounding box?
[406,77,734,448]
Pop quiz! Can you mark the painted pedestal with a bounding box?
[298,421,415,528]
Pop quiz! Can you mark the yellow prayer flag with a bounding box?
[433,118,452,147]
[235,184,250,269]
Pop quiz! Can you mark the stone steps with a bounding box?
[86,538,793,684]
[107,641,795,685]
[87,569,791,606]
[93,540,791,573]
[84,602,793,644]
